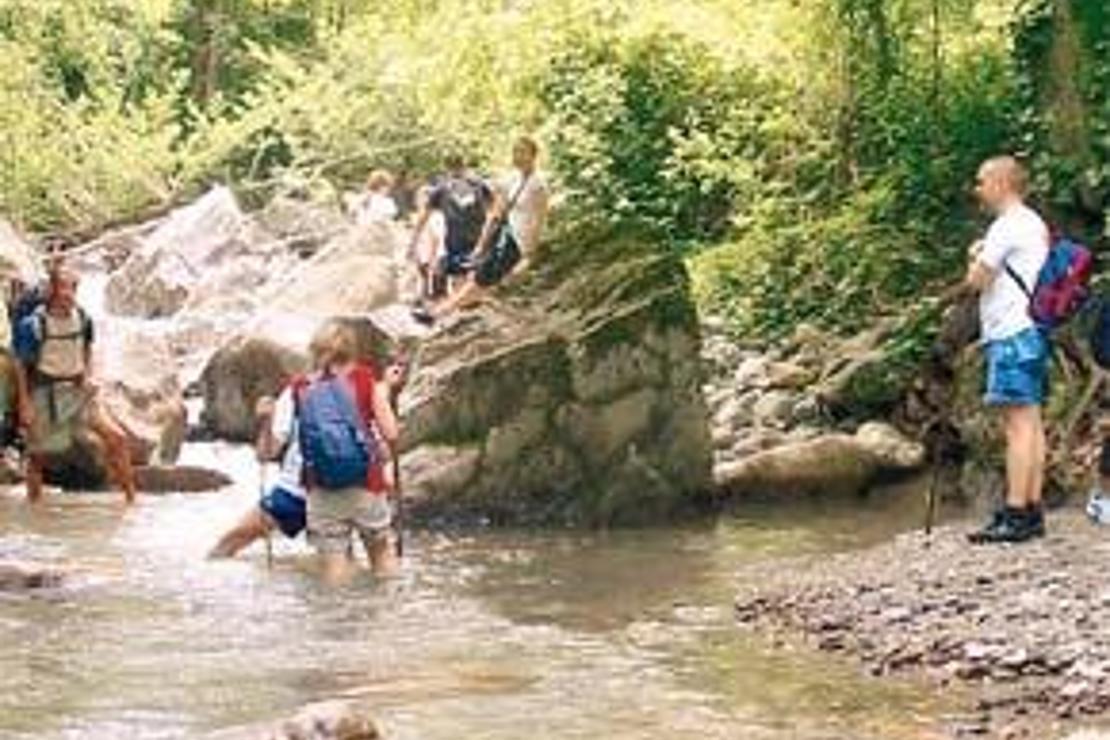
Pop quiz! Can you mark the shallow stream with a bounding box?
[0,444,961,739]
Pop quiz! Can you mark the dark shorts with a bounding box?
[1101,438,1110,478]
[259,486,306,538]
[442,234,478,276]
[474,228,521,288]
[983,327,1049,407]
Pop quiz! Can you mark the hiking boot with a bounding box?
[967,506,1037,545]
[1025,504,1046,538]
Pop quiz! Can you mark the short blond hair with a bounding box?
[309,321,357,369]
[366,169,393,192]
[980,155,1029,197]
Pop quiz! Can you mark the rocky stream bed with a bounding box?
[735,510,1110,738]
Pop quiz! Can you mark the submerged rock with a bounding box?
[133,464,233,493]
[209,700,380,740]
[0,562,64,591]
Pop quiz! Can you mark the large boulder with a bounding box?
[199,313,394,441]
[398,224,712,525]
[0,218,42,282]
[712,421,924,499]
[105,187,248,318]
[196,221,400,441]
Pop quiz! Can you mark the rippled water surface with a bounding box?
[0,444,960,739]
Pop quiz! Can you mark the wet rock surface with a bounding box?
[398,226,711,525]
[0,561,65,591]
[734,511,1110,736]
[209,700,381,740]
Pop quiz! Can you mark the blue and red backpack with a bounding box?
[1005,234,1093,331]
[292,365,382,491]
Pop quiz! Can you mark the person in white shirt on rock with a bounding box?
[964,156,1051,544]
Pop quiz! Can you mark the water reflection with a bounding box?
[0,445,958,739]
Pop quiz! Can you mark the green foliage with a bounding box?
[1012,0,1109,239]
[0,0,1098,363]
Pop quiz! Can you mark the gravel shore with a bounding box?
[735,510,1110,737]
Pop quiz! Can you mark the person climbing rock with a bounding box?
[14,265,136,504]
[963,156,1050,544]
[412,136,549,325]
[409,153,492,298]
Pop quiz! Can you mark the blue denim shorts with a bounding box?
[983,327,1049,407]
[259,486,307,538]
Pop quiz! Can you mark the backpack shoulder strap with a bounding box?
[1003,261,1033,300]
[349,365,376,427]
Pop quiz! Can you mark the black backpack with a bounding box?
[437,175,490,251]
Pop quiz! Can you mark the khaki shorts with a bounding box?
[307,486,392,554]
[29,382,93,455]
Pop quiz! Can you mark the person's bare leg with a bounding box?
[89,408,136,505]
[1027,406,1045,506]
[358,529,397,578]
[208,508,275,559]
[26,454,44,503]
[319,551,354,586]
[1003,406,1036,509]
[431,278,484,317]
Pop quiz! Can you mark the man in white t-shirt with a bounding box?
[208,388,306,558]
[964,156,1050,544]
[412,136,550,325]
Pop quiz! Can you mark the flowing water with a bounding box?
[0,443,962,739]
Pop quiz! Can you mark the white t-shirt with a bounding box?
[355,193,399,226]
[977,202,1049,342]
[414,209,446,267]
[498,170,549,253]
[270,386,305,499]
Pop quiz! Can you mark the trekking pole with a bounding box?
[391,443,404,559]
[259,460,273,569]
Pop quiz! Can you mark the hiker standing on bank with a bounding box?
[413,136,549,324]
[14,266,136,504]
[409,153,491,297]
[965,156,1050,544]
[298,321,402,584]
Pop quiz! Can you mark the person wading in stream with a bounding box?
[207,390,308,559]
[14,266,136,504]
[412,136,549,325]
[963,156,1050,544]
[297,321,402,583]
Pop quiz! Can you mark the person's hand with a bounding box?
[255,396,276,420]
[383,363,405,389]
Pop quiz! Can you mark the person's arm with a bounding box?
[471,190,506,260]
[371,379,400,446]
[259,387,294,462]
[966,232,1007,294]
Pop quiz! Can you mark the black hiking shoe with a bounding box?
[1025,504,1046,539]
[967,506,1038,545]
[411,306,436,326]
